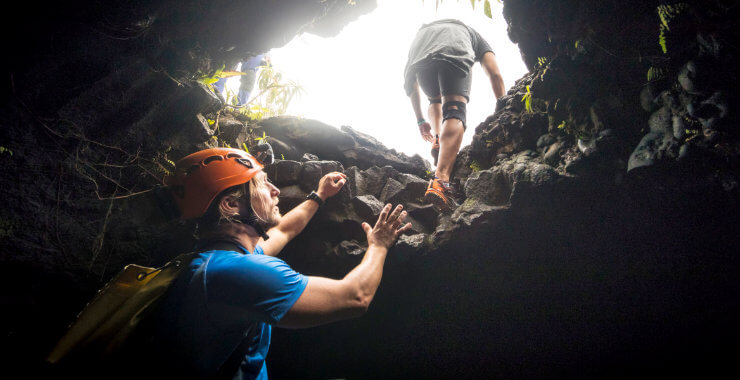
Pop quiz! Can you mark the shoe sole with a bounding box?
[425,190,452,214]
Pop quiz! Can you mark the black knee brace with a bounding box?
[442,101,467,129]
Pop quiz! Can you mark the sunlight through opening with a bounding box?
[227,0,529,161]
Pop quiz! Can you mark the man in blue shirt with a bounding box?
[154,147,411,378]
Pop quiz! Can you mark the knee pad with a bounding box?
[442,101,467,129]
[428,98,442,104]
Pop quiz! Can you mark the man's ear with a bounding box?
[218,195,241,217]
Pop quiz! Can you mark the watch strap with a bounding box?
[306,191,324,207]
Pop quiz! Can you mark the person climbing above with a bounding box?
[238,54,270,104]
[213,54,270,105]
[404,19,505,213]
[142,146,411,379]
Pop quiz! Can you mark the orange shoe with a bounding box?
[425,177,458,213]
[430,135,440,166]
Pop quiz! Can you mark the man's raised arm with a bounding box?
[278,204,412,328]
[480,51,505,99]
[260,171,347,256]
[410,80,435,143]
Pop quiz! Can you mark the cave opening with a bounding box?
[223,0,528,159]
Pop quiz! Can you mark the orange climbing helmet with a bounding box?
[164,144,274,220]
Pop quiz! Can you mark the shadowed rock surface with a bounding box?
[0,0,738,378]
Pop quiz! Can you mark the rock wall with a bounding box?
[0,0,737,378]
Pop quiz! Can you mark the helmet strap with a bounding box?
[238,183,270,241]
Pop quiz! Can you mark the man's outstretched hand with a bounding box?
[418,121,434,143]
[316,171,347,200]
[362,204,412,249]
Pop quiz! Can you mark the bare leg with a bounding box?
[435,95,467,182]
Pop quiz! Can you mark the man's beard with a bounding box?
[258,206,281,229]
[250,203,281,229]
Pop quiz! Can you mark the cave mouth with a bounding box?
[227,0,528,161]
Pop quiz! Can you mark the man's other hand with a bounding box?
[316,172,347,200]
[362,204,412,249]
[418,121,434,143]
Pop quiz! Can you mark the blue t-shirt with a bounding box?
[154,244,308,379]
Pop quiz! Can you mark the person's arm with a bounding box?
[277,204,412,328]
[480,51,506,99]
[410,80,434,143]
[259,172,347,256]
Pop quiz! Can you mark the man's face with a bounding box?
[248,171,282,228]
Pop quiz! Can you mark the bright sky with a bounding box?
[227,0,528,162]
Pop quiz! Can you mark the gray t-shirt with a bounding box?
[403,19,494,95]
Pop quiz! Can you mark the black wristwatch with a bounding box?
[306,191,324,207]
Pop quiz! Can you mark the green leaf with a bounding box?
[219,70,246,79]
[658,28,668,54]
[242,143,250,153]
[483,0,492,18]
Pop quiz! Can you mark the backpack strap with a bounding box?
[214,322,260,379]
[195,238,250,255]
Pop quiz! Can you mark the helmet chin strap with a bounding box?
[238,184,270,240]
[239,212,270,241]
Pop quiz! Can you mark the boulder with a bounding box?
[352,195,385,222]
[266,160,302,186]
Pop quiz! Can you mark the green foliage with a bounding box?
[685,132,701,142]
[483,0,492,18]
[521,85,534,113]
[434,0,494,19]
[469,160,482,172]
[656,3,689,54]
[244,65,304,121]
[152,149,176,176]
[196,65,245,88]
[224,88,240,106]
[535,56,550,81]
[0,146,12,156]
[658,28,668,54]
[557,120,567,130]
[647,66,666,81]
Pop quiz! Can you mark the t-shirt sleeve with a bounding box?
[470,27,494,61]
[206,251,308,325]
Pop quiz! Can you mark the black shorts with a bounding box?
[416,61,472,102]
